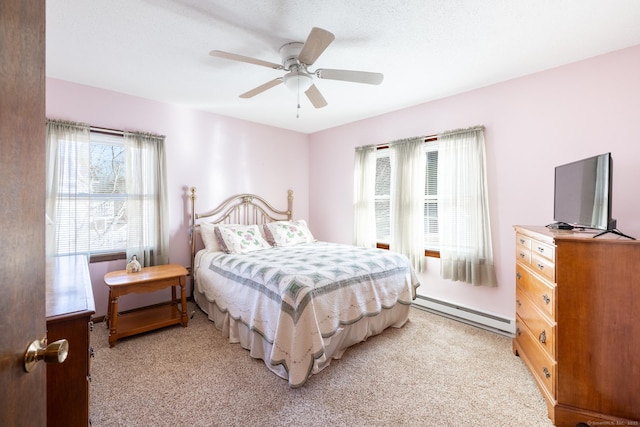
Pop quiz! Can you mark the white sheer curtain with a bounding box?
[353,145,377,247]
[46,122,169,265]
[438,127,497,286]
[124,131,169,267]
[45,119,91,256]
[390,138,425,272]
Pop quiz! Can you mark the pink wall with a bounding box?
[47,44,640,322]
[46,79,309,317]
[308,44,640,321]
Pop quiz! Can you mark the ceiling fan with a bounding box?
[209,27,384,109]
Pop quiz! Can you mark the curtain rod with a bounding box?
[439,125,484,138]
[47,119,164,139]
[90,126,165,140]
[90,126,124,136]
[379,134,437,150]
[356,134,437,152]
[355,125,485,151]
[46,119,115,134]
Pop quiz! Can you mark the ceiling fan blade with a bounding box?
[316,69,384,85]
[239,78,283,98]
[305,84,328,108]
[209,50,283,70]
[298,27,335,66]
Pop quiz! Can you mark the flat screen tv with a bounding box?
[553,152,613,231]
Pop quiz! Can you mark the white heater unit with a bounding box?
[413,296,515,337]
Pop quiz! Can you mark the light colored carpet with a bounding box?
[89,305,553,427]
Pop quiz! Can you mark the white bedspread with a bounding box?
[194,241,420,387]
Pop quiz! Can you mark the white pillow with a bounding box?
[263,220,315,247]
[200,222,222,252]
[215,224,272,254]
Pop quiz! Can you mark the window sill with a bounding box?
[89,252,127,263]
[376,243,440,258]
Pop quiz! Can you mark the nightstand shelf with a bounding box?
[115,303,184,340]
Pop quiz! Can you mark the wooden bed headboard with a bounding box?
[188,187,293,277]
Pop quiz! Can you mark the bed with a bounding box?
[189,188,420,387]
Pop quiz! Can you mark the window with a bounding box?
[54,131,128,256]
[374,150,391,243]
[47,119,169,266]
[363,126,495,283]
[423,143,439,251]
[375,140,439,254]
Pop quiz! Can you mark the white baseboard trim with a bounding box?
[412,295,515,337]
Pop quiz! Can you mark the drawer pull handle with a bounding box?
[90,347,95,358]
[516,327,521,336]
[519,238,525,244]
[516,299,522,308]
[543,367,551,379]
[516,272,521,280]
[537,247,545,253]
[539,330,547,344]
[519,252,525,259]
[89,321,94,332]
[542,294,550,305]
[537,263,544,271]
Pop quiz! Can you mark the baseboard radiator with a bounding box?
[412,295,515,337]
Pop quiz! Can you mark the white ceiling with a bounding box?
[46,0,640,134]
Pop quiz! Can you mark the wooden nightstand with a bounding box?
[103,264,188,347]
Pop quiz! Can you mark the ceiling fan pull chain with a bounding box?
[296,78,301,118]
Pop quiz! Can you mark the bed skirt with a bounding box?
[194,288,411,386]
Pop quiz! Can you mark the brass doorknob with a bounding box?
[24,338,69,372]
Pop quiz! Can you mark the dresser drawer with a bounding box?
[515,317,556,398]
[516,234,533,265]
[516,263,556,319]
[516,233,555,281]
[531,239,554,263]
[531,252,555,282]
[516,233,532,250]
[516,244,531,264]
[516,289,556,359]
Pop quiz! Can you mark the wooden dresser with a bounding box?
[46,255,95,427]
[513,226,639,426]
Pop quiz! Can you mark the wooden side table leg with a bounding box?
[179,276,188,327]
[108,293,119,347]
[105,288,112,327]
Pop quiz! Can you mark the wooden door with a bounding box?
[0,0,47,426]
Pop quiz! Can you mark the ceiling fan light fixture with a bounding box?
[283,71,313,92]
[210,27,382,110]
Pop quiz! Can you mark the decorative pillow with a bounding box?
[200,222,222,252]
[263,220,315,247]
[214,224,272,254]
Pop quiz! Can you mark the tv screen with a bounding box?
[553,152,612,230]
